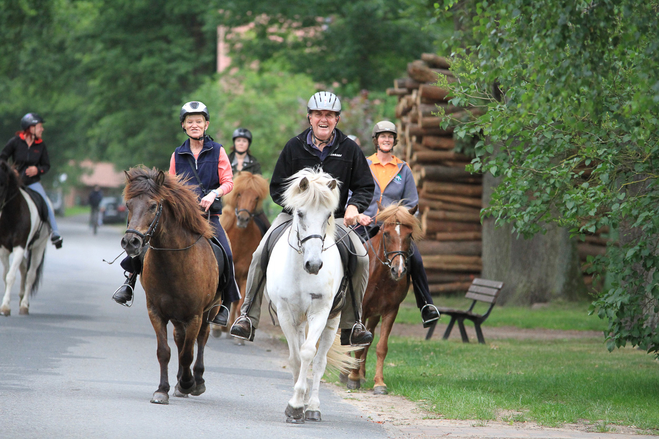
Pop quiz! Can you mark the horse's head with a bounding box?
[375,202,422,281]
[283,168,340,275]
[0,160,20,211]
[225,172,269,229]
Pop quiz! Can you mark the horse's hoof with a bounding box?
[1,307,10,317]
[305,410,322,422]
[190,382,206,396]
[347,379,361,390]
[19,307,28,315]
[373,385,388,395]
[211,325,223,338]
[151,391,169,404]
[175,382,194,396]
[339,373,348,384]
[285,404,305,424]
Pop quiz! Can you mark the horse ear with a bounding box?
[124,170,131,182]
[156,170,166,186]
[328,179,337,190]
[299,177,309,191]
[409,204,418,216]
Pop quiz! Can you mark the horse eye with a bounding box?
[297,212,304,218]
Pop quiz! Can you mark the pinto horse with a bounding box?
[0,160,50,316]
[346,203,422,394]
[121,166,223,404]
[266,168,355,423]
[218,171,269,339]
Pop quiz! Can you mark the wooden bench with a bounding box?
[425,278,504,344]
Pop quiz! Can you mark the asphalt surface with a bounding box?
[0,214,387,439]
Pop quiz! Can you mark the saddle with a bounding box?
[260,219,356,316]
[23,187,49,224]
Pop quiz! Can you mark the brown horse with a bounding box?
[218,171,269,340]
[346,203,422,394]
[121,166,222,404]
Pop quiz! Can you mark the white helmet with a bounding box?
[180,101,210,123]
[307,91,341,114]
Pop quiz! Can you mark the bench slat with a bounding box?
[467,285,500,297]
[473,278,504,289]
[465,291,499,303]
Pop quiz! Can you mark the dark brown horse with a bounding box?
[121,166,222,404]
[346,203,422,394]
[218,171,269,340]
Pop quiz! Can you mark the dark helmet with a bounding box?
[21,113,44,130]
[232,128,252,145]
[179,101,210,123]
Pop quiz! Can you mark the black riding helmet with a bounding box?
[232,128,252,147]
[21,113,44,130]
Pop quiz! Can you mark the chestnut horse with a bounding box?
[121,166,223,404]
[346,203,422,394]
[218,171,269,340]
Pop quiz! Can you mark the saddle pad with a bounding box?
[335,229,357,276]
[260,219,292,273]
[23,187,49,223]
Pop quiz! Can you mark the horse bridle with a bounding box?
[367,221,414,269]
[235,207,257,220]
[125,203,163,248]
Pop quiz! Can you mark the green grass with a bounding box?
[64,205,89,217]
[395,293,608,332]
[347,336,659,432]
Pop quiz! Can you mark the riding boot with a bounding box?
[230,314,255,341]
[112,272,137,307]
[209,298,230,326]
[340,322,373,346]
[51,232,63,249]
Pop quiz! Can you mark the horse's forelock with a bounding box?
[282,169,340,213]
[224,172,269,209]
[377,203,423,241]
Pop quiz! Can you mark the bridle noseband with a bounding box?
[235,207,257,220]
[370,221,413,269]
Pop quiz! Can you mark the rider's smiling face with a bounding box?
[309,110,339,141]
[182,115,209,139]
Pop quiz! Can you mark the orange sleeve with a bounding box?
[168,153,176,176]
[217,147,233,196]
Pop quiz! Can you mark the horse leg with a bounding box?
[305,316,340,422]
[347,315,379,389]
[18,257,28,315]
[191,317,210,396]
[373,311,397,395]
[0,248,25,317]
[173,317,202,396]
[276,311,306,423]
[19,240,46,315]
[148,314,171,404]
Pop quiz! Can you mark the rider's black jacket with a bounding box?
[270,128,374,218]
[1,134,51,186]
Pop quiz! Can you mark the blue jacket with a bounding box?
[363,155,418,220]
[174,137,222,200]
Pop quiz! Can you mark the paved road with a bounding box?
[0,215,387,439]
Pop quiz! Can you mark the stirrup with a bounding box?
[348,322,372,347]
[230,315,255,341]
[421,304,440,325]
[208,303,230,326]
[112,275,135,308]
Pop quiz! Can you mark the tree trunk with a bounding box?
[481,145,587,305]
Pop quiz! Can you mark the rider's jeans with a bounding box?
[27,182,59,234]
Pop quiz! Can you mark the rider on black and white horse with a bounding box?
[1,113,63,249]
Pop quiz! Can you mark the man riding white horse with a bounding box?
[230,91,375,346]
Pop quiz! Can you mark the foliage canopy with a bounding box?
[440,0,659,353]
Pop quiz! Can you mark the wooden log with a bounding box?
[429,281,475,294]
[417,103,462,119]
[413,150,470,164]
[422,218,482,234]
[394,77,422,90]
[421,136,454,150]
[435,231,482,241]
[407,60,456,84]
[583,235,610,246]
[424,209,481,223]
[421,165,475,181]
[425,272,476,284]
[422,181,482,197]
[419,109,485,129]
[577,242,607,259]
[395,94,415,118]
[418,192,482,208]
[417,84,451,102]
[386,87,409,97]
[421,53,451,69]
[423,254,482,271]
[407,123,454,138]
[417,240,481,256]
[419,198,481,213]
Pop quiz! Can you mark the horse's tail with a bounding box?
[25,248,46,297]
[325,333,361,375]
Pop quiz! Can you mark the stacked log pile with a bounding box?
[387,53,608,293]
[388,54,483,294]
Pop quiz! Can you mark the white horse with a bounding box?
[0,160,50,316]
[266,168,350,424]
